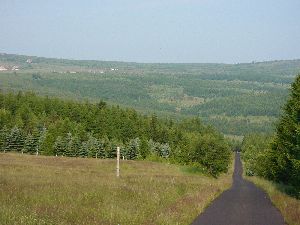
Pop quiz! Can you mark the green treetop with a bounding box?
[272,74,300,187]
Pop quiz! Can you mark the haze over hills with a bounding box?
[1,53,300,136]
[1,1,300,224]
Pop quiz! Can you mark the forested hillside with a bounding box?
[0,91,231,176]
[1,53,300,136]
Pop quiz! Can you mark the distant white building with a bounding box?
[12,66,19,71]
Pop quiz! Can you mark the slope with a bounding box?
[1,53,300,136]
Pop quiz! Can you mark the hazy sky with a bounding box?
[1,0,299,63]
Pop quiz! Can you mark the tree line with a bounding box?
[0,91,231,176]
[241,74,300,197]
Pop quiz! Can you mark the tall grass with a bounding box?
[0,153,233,225]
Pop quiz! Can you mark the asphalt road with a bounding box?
[191,153,285,225]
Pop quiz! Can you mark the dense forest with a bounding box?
[1,53,299,136]
[241,74,300,197]
[0,91,231,176]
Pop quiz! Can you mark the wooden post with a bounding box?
[117,147,120,177]
[96,153,98,159]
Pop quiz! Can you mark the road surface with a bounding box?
[191,153,285,225]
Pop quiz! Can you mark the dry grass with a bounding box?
[246,176,300,225]
[0,153,233,225]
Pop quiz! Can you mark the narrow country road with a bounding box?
[191,153,285,225]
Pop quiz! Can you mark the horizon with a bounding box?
[1,0,299,64]
[2,52,300,65]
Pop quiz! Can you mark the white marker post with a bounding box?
[116,147,120,177]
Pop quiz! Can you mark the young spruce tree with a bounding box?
[5,126,24,152]
[24,133,38,154]
[53,136,66,156]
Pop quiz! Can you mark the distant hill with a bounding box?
[1,53,300,136]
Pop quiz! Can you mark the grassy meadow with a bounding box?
[246,176,300,225]
[0,153,233,225]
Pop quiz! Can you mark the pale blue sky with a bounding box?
[0,0,299,63]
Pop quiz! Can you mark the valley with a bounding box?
[1,53,299,136]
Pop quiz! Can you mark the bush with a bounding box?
[191,133,231,177]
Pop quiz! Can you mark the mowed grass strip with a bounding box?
[0,153,232,225]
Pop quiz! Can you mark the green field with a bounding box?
[1,53,300,136]
[0,153,233,225]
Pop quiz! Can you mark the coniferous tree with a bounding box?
[5,126,24,152]
[0,109,11,128]
[67,135,81,157]
[149,114,159,141]
[148,139,160,156]
[53,136,66,156]
[0,126,9,151]
[78,141,88,158]
[37,126,47,155]
[23,133,38,154]
[86,134,99,158]
[126,138,140,160]
[0,91,232,177]
[120,146,127,159]
[32,128,42,154]
[271,74,300,188]
[139,137,149,159]
[105,138,117,158]
[65,132,74,157]
[96,140,106,158]
[40,132,55,156]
